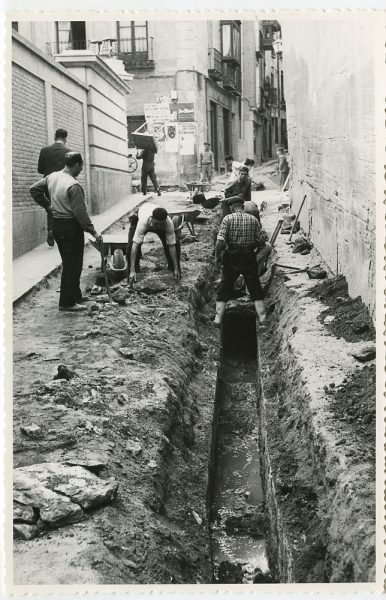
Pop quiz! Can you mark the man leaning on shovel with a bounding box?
[30,152,103,312]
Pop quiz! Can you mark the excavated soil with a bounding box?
[12,186,377,587]
[13,206,221,585]
[308,275,375,343]
[258,260,376,583]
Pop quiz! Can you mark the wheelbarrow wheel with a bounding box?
[112,248,125,269]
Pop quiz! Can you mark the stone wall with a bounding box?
[281,20,376,317]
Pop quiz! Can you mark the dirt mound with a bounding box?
[308,275,375,343]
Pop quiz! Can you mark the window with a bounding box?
[221,21,241,63]
[118,21,148,55]
[12,22,18,31]
[56,22,86,51]
[127,115,145,146]
[274,118,279,144]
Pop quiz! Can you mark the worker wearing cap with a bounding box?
[199,142,214,183]
[221,164,252,218]
[127,203,181,283]
[214,197,266,326]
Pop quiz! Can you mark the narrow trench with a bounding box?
[208,308,273,584]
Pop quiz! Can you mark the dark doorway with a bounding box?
[223,107,231,157]
[70,22,86,49]
[210,101,218,170]
[268,124,272,157]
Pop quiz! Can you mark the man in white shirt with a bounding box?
[127,203,181,283]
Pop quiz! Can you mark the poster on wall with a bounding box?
[179,122,196,156]
[177,103,195,122]
[164,123,179,153]
[144,102,174,127]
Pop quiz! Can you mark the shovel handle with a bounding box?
[288,195,307,243]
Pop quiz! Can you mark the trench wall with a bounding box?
[281,20,376,317]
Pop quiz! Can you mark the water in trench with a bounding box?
[209,309,272,584]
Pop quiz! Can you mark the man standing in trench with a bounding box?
[37,128,71,246]
[127,203,181,283]
[136,148,161,196]
[30,152,103,312]
[214,197,266,326]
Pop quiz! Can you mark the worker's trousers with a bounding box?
[280,170,289,189]
[52,218,84,307]
[141,166,159,194]
[217,247,264,302]
[127,215,181,274]
[200,164,212,182]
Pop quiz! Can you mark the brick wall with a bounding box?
[52,87,88,203]
[12,64,48,257]
[12,32,90,258]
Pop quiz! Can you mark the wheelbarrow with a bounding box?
[185,181,211,199]
[98,233,128,281]
[168,208,202,239]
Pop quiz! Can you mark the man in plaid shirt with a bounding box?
[214,197,266,326]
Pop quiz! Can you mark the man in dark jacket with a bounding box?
[221,165,252,218]
[30,152,103,312]
[136,148,161,196]
[38,128,71,246]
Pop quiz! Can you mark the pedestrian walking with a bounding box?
[221,165,252,217]
[200,142,214,183]
[30,152,103,312]
[127,203,181,283]
[214,197,267,326]
[276,147,289,189]
[136,148,161,196]
[37,128,71,247]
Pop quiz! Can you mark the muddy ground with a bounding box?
[13,204,221,585]
[12,182,377,586]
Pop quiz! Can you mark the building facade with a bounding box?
[12,22,132,257]
[14,19,287,188]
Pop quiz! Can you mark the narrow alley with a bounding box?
[9,13,379,591]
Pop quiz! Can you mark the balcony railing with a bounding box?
[222,63,241,95]
[208,48,223,81]
[46,39,88,55]
[117,37,154,69]
[45,37,154,69]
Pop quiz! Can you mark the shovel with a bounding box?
[286,194,307,244]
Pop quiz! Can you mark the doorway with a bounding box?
[210,101,218,170]
[223,107,231,157]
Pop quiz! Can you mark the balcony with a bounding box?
[45,37,154,70]
[265,87,278,106]
[45,39,88,55]
[222,63,241,95]
[117,37,154,69]
[208,48,223,81]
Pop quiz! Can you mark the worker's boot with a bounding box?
[254,300,266,324]
[213,301,226,327]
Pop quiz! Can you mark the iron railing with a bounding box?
[208,48,223,75]
[117,37,154,68]
[222,62,241,94]
[45,36,154,68]
[45,39,88,55]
